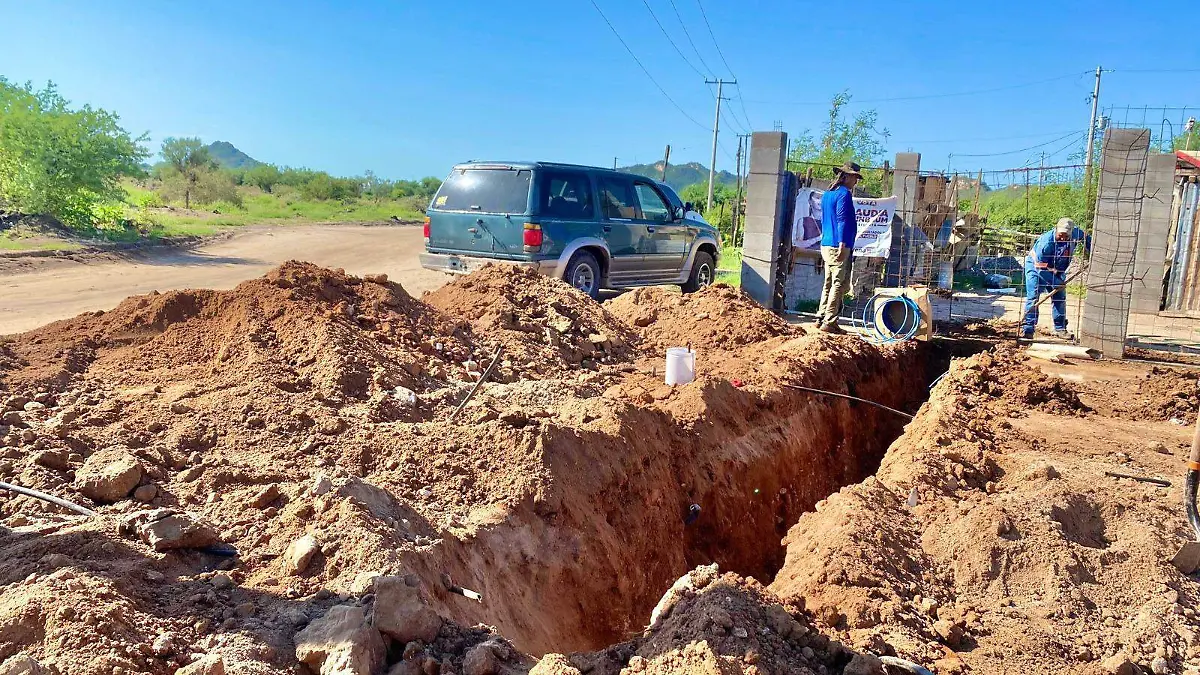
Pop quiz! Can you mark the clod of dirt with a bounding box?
[605,284,802,354]
[425,264,638,376]
[955,345,1090,415]
[1110,365,1199,424]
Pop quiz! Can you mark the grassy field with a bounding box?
[717,246,742,286]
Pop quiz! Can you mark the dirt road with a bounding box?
[0,223,448,335]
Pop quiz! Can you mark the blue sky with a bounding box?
[2,0,1197,180]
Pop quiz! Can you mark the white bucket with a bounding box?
[665,347,696,386]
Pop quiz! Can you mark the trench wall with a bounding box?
[401,339,927,655]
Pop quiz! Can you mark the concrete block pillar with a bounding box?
[741,132,788,307]
[1130,153,1177,315]
[883,152,920,286]
[1080,128,1151,358]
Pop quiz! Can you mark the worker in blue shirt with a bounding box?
[1021,217,1091,339]
[816,161,863,334]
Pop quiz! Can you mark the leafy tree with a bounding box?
[787,91,889,196]
[1175,129,1200,153]
[0,78,147,229]
[160,137,213,209]
[362,170,392,204]
[244,163,283,193]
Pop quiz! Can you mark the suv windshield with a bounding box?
[432,167,531,214]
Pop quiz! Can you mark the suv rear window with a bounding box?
[432,168,531,214]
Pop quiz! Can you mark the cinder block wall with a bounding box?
[741,132,788,307]
[1130,153,1177,317]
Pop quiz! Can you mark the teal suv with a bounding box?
[419,161,720,298]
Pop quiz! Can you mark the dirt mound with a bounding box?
[1,261,483,398]
[605,284,801,354]
[424,264,638,375]
[1111,365,1199,424]
[955,345,1091,416]
[540,567,878,675]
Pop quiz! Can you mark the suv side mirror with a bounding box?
[684,201,694,213]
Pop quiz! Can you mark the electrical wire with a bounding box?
[694,0,734,77]
[950,130,1085,159]
[588,0,710,131]
[891,129,1083,146]
[744,71,1090,106]
[667,0,715,77]
[641,0,706,79]
[733,82,755,133]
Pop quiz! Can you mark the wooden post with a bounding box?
[973,169,982,217]
[661,145,671,182]
[882,160,891,195]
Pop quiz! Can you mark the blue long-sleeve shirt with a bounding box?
[1028,226,1091,273]
[820,186,857,248]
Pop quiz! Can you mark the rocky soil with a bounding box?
[1,264,1198,675]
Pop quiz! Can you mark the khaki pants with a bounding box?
[817,246,852,326]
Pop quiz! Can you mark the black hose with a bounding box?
[782,384,915,420]
[0,480,96,517]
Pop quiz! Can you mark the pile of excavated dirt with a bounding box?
[425,264,638,376]
[0,262,928,675]
[770,347,1200,675]
[955,345,1091,416]
[1108,365,1199,424]
[605,284,801,355]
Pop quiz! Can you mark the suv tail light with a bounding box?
[423,217,430,241]
[523,222,543,250]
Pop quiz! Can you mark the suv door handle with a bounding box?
[646,226,656,233]
[602,225,612,233]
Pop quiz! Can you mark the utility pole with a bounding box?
[732,135,745,247]
[1039,152,1045,190]
[1084,66,1103,186]
[661,145,671,182]
[706,78,735,211]
[613,157,619,170]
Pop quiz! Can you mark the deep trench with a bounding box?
[408,340,967,656]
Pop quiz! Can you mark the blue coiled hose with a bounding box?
[860,292,922,344]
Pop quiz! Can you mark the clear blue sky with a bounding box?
[2,0,1197,180]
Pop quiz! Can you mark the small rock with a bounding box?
[1151,657,1170,674]
[133,484,159,503]
[933,619,965,647]
[920,597,940,617]
[234,602,256,618]
[176,655,225,675]
[365,273,389,284]
[1149,441,1172,455]
[210,573,234,590]
[295,605,384,675]
[151,633,175,656]
[312,474,333,496]
[74,449,143,503]
[179,465,204,482]
[1101,654,1135,675]
[463,643,500,675]
[284,534,320,575]
[0,654,45,675]
[373,576,443,643]
[170,402,193,414]
[32,448,71,471]
[0,411,22,426]
[801,647,816,660]
[732,626,749,639]
[40,553,72,569]
[22,402,45,413]
[123,509,220,551]
[843,653,886,675]
[252,484,280,508]
[530,655,582,675]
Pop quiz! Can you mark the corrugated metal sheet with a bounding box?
[1166,182,1200,311]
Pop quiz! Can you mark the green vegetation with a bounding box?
[787,91,889,196]
[960,182,1093,241]
[0,79,443,246]
[716,246,742,287]
[0,78,147,231]
[679,182,738,244]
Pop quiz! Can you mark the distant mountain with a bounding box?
[207,141,261,170]
[619,161,738,191]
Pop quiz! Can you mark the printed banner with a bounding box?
[792,188,897,258]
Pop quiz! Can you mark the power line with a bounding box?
[641,0,706,79]
[891,129,1083,146]
[694,0,734,76]
[744,71,1091,106]
[951,130,1085,159]
[587,0,709,131]
[667,0,715,77]
[733,82,755,133]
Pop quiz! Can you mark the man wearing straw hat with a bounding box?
[816,161,863,334]
[1020,216,1090,340]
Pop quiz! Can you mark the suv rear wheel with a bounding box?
[564,250,602,299]
[682,251,715,293]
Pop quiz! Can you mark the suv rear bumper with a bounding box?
[420,252,558,277]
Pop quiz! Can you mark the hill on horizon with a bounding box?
[207,141,261,170]
[620,161,738,191]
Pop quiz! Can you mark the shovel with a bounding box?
[1176,410,1200,574]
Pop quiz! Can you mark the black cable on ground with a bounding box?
[0,480,96,517]
[782,384,915,420]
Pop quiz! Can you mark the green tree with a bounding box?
[1175,128,1200,153]
[244,163,283,193]
[0,78,147,229]
[160,137,213,209]
[361,170,392,204]
[787,91,888,195]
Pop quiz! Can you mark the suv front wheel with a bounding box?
[682,251,715,293]
[564,250,602,299]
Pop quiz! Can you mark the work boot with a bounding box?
[819,321,846,335]
[1019,330,1034,340]
[1054,328,1073,340]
